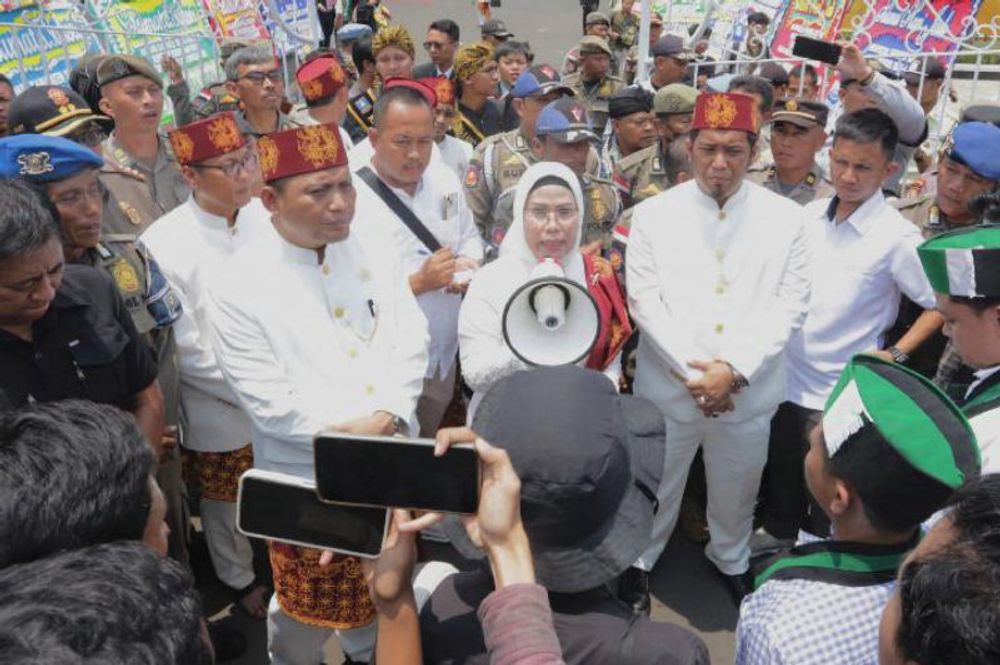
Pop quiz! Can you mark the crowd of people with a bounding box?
[0,1,999,663]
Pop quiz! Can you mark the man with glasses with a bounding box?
[413,19,460,80]
[142,111,274,621]
[225,44,302,138]
[95,55,190,235]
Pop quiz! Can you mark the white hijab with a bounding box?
[498,161,587,285]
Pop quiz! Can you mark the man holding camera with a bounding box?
[206,123,428,665]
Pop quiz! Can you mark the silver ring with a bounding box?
[697,396,706,405]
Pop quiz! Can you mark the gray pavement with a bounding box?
[213,2,737,662]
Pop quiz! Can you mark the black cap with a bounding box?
[961,104,1000,128]
[758,62,789,86]
[481,19,513,38]
[8,86,110,137]
[609,86,653,119]
[69,54,109,117]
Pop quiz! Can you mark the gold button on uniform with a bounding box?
[333,306,345,318]
[718,211,727,221]
[348,348,358,358]
[715,285,726,295]
[322,264,331,275]
[365,384,374,395]
[715,323,724,334]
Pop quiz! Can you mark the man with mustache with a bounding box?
[225,45,303,138]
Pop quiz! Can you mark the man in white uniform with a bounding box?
[354,79,482,436]
[141,112,274,615]
[206,123,429,665]
[626,91,810,605]
[917,218,1000,472]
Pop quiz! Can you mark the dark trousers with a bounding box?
[318,8,337,48]
[757,401,821,539]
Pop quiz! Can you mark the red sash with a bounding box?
[583,253,634,371]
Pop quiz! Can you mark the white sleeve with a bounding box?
[377,258,431,426]
[891,223,936,309]
[455,186,485,262]
[625,206,703,380]
[205,279,334,451]
[458,272,527,393]
[170,280,239,405]
[867,73,928,146]
[725,217,812,381]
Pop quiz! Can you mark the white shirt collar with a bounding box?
[824,190,886,235]
[188,194,240,232]
[275,230,324,267]
[692,180,749,214]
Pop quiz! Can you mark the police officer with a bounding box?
[6,84,109,155]
[336,22,374,85]
[747,98,834,206]
[601,85,655,180]
[492,98,620,254]
[563,12,619,76]
[563,36,624,138]
[615,83,696,212]
[162,39,248,127]
[95,55,190,235]
[892,121,1000,394]
[0,134,188,563]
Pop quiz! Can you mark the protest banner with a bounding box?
[0,1,99,90]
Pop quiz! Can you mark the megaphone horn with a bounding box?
[501,259,601,368]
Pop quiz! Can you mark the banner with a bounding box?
[257,0,314,54]
[770,0,853,59]
[200,0,270,44]
[0,1,100,90]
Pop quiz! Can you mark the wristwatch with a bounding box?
[376,411,409,436]
[887,346,910,364]
[725,362,750,393]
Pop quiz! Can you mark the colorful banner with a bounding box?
[0,1,100,90]
[258,0,315,54]
[770,0,853,59]
[200,0,270,44]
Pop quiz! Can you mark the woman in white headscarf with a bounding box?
[458,162,632,415]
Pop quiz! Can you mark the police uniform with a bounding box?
[563,38,625,137]
[737,355,981,665]
[96,56,190,235]
[615,139,672,212]
[918,225,1000,473]
[746,162,834,206]
[167,79,242,128]
[344,87,378,144]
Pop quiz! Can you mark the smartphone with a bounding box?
[313,434,480,514]
[236,469,389,558]
[792,36,843,66]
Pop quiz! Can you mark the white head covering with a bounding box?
[499,161,586,284]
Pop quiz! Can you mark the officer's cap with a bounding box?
[97,54,162,89]
[770,98,829,128]
[651,34,690,59]
[579,36,613,58]
[511,65,574,99]
[8,86,110,137]
[918,224,1000,299]
[535,98,598,144]
[653,83,697,116]
[823,354,979,489]
[0,134,103,182]
[948,121,1000,182]
[337,23,373,43]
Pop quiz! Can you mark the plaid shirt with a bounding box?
[735,577,892,665]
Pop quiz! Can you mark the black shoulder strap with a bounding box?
[356,166,442,253]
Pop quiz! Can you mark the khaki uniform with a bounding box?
[99,134,190,236]
[493,173,620,250]
[615,139,672,213]
[167,80,241,128]
[610,11,639,54]
[463,128,606,255]
[745,162,834,206]
[563,72,625,137]
[235,109,303,139]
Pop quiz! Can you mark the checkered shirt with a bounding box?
[735,577,893,665]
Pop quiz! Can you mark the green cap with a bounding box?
[96,54,162,89]
[917,225,1000,298]
[823,355,979,489]
[654,83,697,116]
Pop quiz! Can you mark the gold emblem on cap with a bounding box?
[207,116,242,153]
[785,99,798,112]
[705,94,738,128]
[46,87,74,111]
[170,132,196,165]
[16,151,54,176]
[329,63,344,84]
[256,135,280,178]
[297,125,340,167]
[301,78,325,101]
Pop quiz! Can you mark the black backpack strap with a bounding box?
[357,166,442,253]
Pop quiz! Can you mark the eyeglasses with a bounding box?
[69,127,107,148]
[193,150,258,178]
[238,70,283,85]
[525,205,578,224]
[423,41,450,51]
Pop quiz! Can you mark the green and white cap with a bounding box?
[823,355,980,489]
[917,225,1000,298]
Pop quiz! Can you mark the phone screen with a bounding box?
[314,435,480,514]
[238,473,388,557]
[792,36,843,66]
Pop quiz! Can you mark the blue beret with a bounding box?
[950,121,1000,182]
[0,134,104,182]
[337,23,372,42]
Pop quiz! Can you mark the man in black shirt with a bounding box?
[0,179,162,447]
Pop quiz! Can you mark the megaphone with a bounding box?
[502,258,600,367]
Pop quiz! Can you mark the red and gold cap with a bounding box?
[692,92,758,134]
[168,112,246,166]
[418,77,454,106]
[255,123,347,183]
[296,55,347,103]
[383,77,438,107]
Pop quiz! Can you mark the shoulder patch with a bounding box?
[465,164,482,189]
